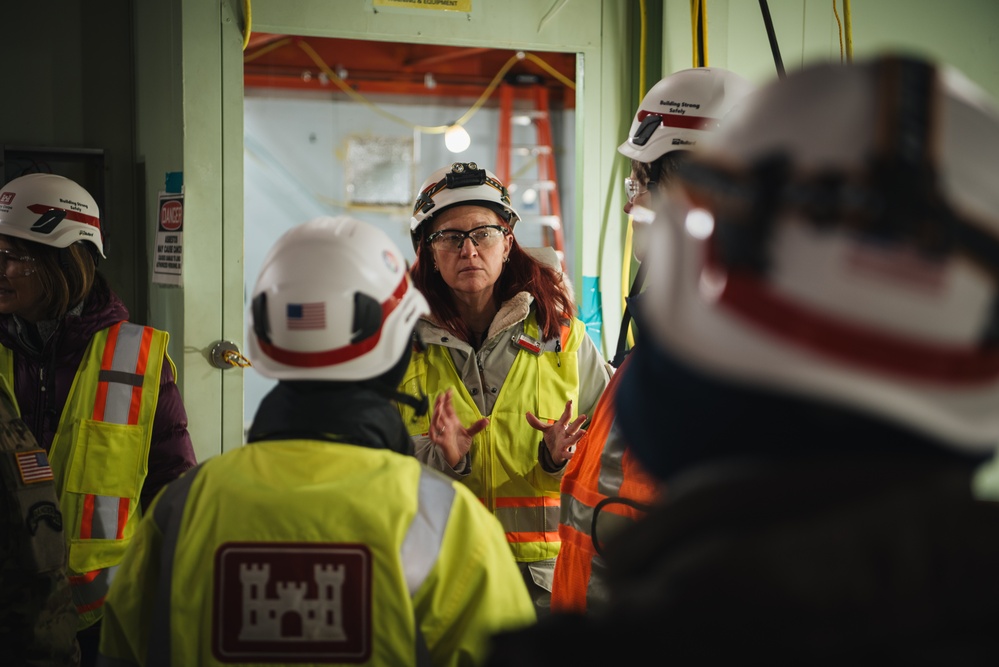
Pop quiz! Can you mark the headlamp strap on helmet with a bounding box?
[413,162,512,221]
[708,153,788,273]
[869,56,938,243]
[445,162,488,188]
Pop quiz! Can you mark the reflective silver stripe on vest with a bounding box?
[146,463,204,667]
[74,324,150,618]
[493,504,560,535]
[400,468,455,597]
[102,323,146,424]
[72,564,118,612]
[90,494,124,540]
[595,420,628,497]
[562,419,633,539]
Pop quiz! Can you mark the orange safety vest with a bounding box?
[551,353,662,612]
[1,322,168,629]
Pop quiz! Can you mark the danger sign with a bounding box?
[154,191,184,286]
[159,197,184,232]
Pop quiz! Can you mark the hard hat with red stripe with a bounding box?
[248,216,429,381]
[410,162,520,252]
[618,67,755,163]
[0,173,105,258]
[633,54,999,453]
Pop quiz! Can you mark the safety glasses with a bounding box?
[426,225,509,253]
[0,248,36,278]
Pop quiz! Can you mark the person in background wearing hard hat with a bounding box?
[99,216,536,666]
[550,67,755,614]
[399,162,611,616]
[487,53,999,663]
[0,173,196,666]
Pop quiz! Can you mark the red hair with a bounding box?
[411,230,574,344]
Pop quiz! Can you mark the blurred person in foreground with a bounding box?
[400,162,611,615]
[551,66,755,614]
[0,173,196,665]
[487,53,999,664]
[99,216,535,666]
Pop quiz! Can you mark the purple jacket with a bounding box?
[0,277,197,511]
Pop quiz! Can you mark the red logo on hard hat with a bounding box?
[0,192,14,206]
[160,200,183,231]
[383,250,398,273]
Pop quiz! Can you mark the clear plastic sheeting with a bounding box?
[345,136,414,206]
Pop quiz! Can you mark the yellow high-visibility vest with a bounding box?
[100,439,537,666]
[0,321,169,629]
[399,312,584,562]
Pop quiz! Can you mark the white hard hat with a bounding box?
[248,216,429,381]
[638,54,999,454]
[618,67,755,163]
[0,173,105,258]
[410,162,520,251]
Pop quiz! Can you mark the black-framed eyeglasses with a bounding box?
[426,225,509,253]
[0,248,36,278]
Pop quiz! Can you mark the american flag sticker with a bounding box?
[287,302,326,331]
[16,450,54,484]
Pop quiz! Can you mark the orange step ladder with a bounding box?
[495,81,566,270]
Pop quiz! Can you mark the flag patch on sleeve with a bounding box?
[16,449,54,484]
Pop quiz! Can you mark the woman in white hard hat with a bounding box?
[0,172,196,665]
[399,162,611,615]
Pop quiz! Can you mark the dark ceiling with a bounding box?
[243,34,577,107]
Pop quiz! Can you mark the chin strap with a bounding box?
[361,377,429,418]
[390,388,429,417]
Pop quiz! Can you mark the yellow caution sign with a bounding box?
[373,0,472,11]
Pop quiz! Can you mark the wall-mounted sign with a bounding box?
[153,190,184,287]
[373,0,471,11]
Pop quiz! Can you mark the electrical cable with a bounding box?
[691,0,708,67]
[241,0,252,52]
[833,0,844,62]
[638,0,648,103]
[758,0,786,79]
[246,38,574,137]
[833,1,854,65]
[617,0,648,357]
[844,0,853,62]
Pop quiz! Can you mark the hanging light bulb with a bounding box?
[444,124,471,153]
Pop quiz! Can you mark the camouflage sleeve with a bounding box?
[0,387,80,666]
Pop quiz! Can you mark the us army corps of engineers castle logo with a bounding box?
[213,543,372,662]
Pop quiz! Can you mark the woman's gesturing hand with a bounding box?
[526,399,587,467]
[430,388,489,468]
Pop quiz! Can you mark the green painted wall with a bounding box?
[662,0,999,97]
[4,0,999,460]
